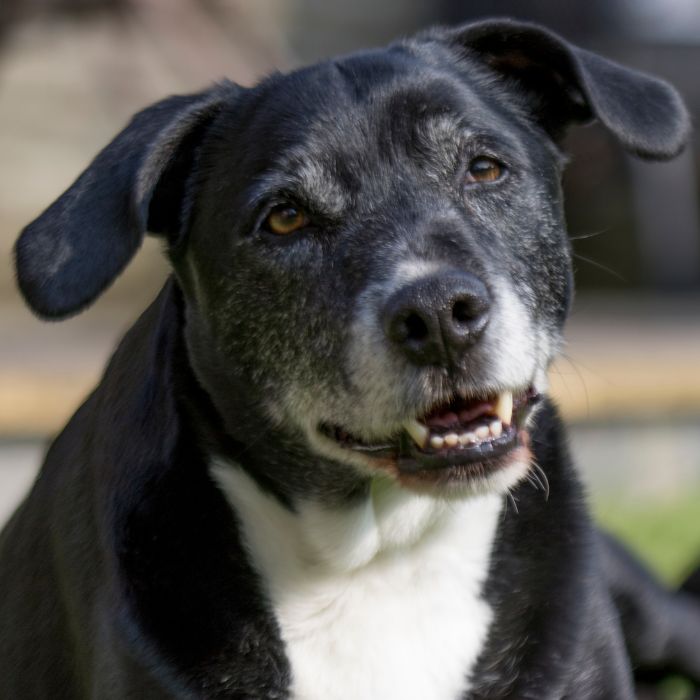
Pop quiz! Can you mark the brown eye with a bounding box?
[264,205,309,235]
[465,156,505,184]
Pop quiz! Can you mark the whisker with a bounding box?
[572,253,626,282]
[506,488,520,515]
[532,461,550,501]
[569,228,609,242]
[527,470,545,492]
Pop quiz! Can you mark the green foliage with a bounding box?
[595,491,700,586]
[596,494,700,700]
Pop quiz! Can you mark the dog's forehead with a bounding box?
[239,46,526,212]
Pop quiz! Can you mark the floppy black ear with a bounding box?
[15,81,235,320]
[429,19,690,160]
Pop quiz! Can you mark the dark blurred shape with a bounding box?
[629,152,700,290]
[441,0,700,291]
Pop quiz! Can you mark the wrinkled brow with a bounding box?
[241,96,531,218]
[245,151,352,217]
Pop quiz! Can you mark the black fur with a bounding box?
[2,19,699,699]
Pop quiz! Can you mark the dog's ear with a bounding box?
[430,19,690,159]
[15,82,235,320]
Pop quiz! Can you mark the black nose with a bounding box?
[382,271,490,367]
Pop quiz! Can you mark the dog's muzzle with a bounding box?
[315,270,543,490]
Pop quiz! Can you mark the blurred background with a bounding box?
[1,0,698,605]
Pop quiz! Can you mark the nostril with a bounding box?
[385,303,440,365]
[452,300,477,324]
[402,312,429,342]
[451,293,489,329]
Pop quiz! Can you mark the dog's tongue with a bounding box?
[423,400,493,429]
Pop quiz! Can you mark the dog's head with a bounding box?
[15,20,689,503]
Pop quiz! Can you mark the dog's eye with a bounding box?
[465,157,505,184]
[264,205,309,235]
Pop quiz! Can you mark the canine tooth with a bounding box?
[489,420,503,437]
[403,419,429,448]
[475,425,490,440]
[459,432,476,445]
[430,435,445,450]
[494,391,513,426]
[444,433,459,447]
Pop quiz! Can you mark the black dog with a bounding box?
[2,18,699,699]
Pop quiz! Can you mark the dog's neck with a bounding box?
[211,459,503,573]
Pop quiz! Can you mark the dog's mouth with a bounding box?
[319,387,540,487]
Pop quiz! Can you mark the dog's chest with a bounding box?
[273,530,499,700]
[213,464,503,700]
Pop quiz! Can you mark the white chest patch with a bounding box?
[211,463,503,700]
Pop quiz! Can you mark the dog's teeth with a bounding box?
[444,433,459,447]
[459,432,476,445]
[489,420,503,437]
[494,391,513,426]
[475,425,490,440]
[403,419,429,448]
[430,435,445,450]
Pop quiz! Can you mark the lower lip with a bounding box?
[395,440,531,491]
[396,424,520,474]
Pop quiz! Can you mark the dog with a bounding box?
[1,17,699,699]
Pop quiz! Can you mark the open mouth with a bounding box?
[320,387,540,484]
